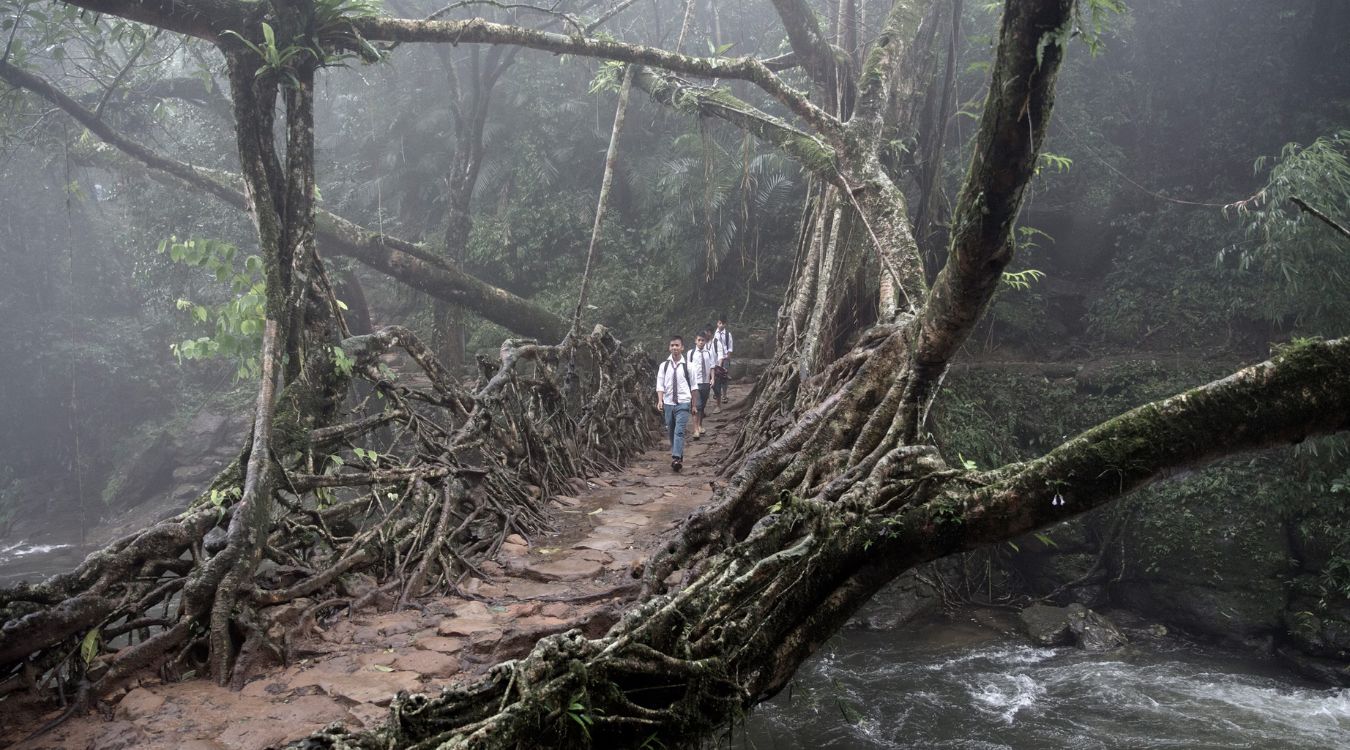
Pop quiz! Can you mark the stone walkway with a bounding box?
[6,386,747,750]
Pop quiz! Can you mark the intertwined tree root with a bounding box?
[0,325,654,709]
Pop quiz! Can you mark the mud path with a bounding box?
[2,386,748,750]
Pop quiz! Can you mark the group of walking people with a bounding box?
[655,317,733,472]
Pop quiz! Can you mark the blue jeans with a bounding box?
[663,403,691,458]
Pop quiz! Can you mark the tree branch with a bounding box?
[961,336,1350,549]
[353,15,844,142]
[1290,195,1350,241]
[768,0,843,102]
[632,67,840,185]
[0,58,569,341]
[44,0,254,43]
[903,0,1075,436]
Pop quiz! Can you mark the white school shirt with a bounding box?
[713,328,733,364]
[656,356,695,405]
[687,346,715,385]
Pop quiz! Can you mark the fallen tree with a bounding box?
[1,1,1347,748]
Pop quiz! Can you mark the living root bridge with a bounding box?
[292,336,1350,749]
[0,326,655,705]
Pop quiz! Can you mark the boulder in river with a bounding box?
[1019,603,1127,651]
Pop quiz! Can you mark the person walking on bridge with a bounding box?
[711,316,733,409]
[687,330,716,441]
[656,335,697,472]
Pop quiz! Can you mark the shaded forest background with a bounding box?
[1,0,1348,685]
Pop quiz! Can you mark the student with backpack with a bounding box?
[711,317,733,409]
[656,334,697,472]
[686,330,716,440]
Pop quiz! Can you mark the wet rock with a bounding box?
[91,721,151,750]
[574,537,624,552]
[590,524,633,538]
[452,601,491,618]
[116,687,165,721]
[436,618,497,637]
[357,651,399,667]
[393,649,460,678]
[1276,645,1350,687]
[219,695,346,748]
[317,670,421,705]
[525,556,604,582]
[540,603,571,618]
[575,549,612,563]
[1019,604,1073,647]
[848,570,942,630]
[470,628,503,652]
[347,702,390,730]
[509,602,541,617]
[495,615,573,655]
[185,411,228,442]
[414,636,465,654]
[376,619,423,637]
[1284,599,1350,659]
[1066,604,1128,651]
[504,534,528,547]
[1020,604,1126,651]
[203,526,228,554]
[337,571,380,599]
[1112,581,1284,645]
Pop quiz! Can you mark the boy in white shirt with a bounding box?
[686,331,716,440]
[656,335,697,472]
[711,317,733,409]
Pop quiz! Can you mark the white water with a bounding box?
[0,540,71,561]
[746,619,1350,749]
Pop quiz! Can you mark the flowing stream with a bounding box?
[744,613,1350,749]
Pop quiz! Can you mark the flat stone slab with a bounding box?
[474,580,572,600]
[525,556,604,581]
[117,688,166,721]
[589,524,634,538]
[414,636,465,654]
[393,649,460,678]
[601,512,651,527]
[575,549,613,563]
[647,475,697,487]
[574,537,625,552]
[317,670,422,705]
[437,618,498,637]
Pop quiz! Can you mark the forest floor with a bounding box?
[2,385,749,750]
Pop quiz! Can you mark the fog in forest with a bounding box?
[1,1,1347,747]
